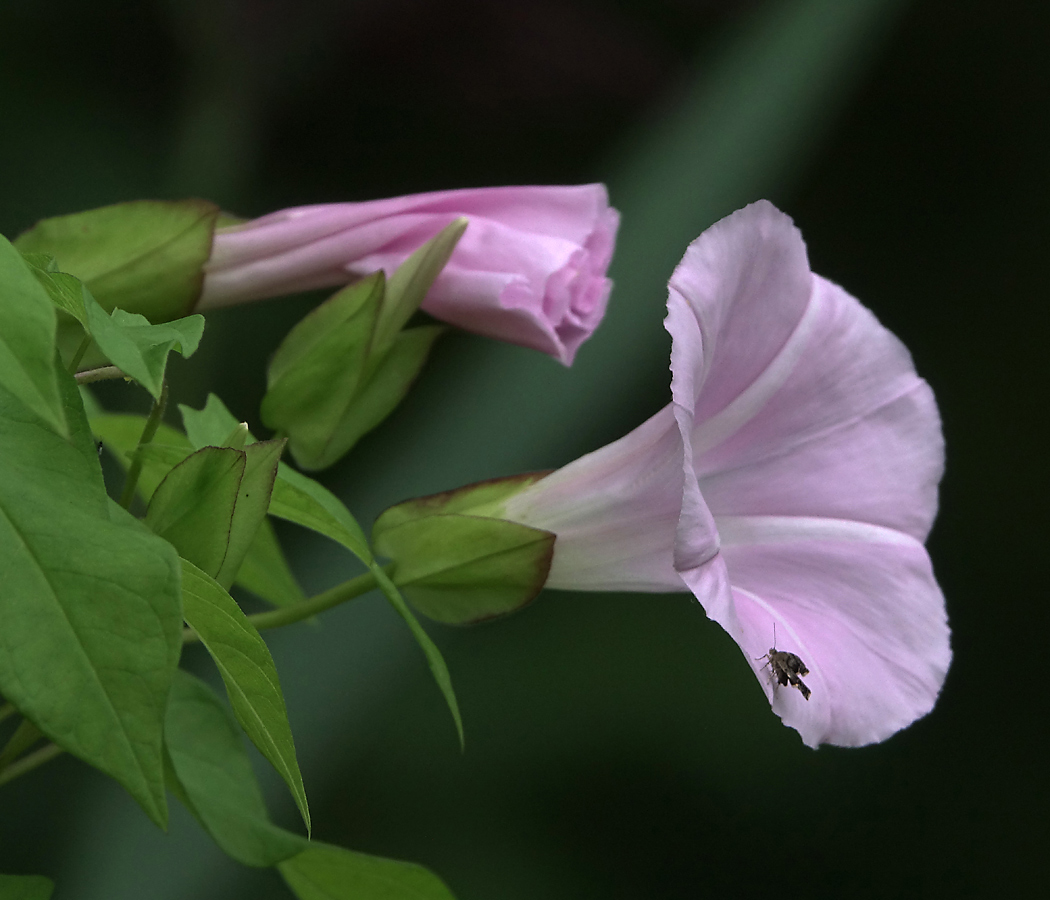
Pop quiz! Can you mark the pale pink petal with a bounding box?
[501,404,700,592]
[200,184,619,364]
[692,275,943,540]
[715,516,950,747]
[662,200,949,747]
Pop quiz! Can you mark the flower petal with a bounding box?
[715,515,951,747]
[201,185,618,365]
[502,404,698,592]
[693,276,943,540]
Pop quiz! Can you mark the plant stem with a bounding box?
[182,569,380,644]
[119,380,169,509]
[75,365,125,384]
[0,743,64,788]
[0,704,15,726]
[67,334,93,373]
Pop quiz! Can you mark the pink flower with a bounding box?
[198,184,619,365]
[500,201,950,748]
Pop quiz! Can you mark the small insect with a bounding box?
[756,624,811,701]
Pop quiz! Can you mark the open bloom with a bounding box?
[198,184,619,365]
[500,201,950,747]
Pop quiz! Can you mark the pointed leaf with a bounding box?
[374,217,467,350]
[235,519,305,607]
[214,439,285,589]
[279,843,457,900]
[373,514,553,625]
[14,199,220,321]
[0,235,66,436]
[303,324,445,470]
[269,464,372,565]
[0,382,181,827]
[180,560,310,832]
[180,392,245,449]
[164,670,308,866]
[370,565,463,749]
[145,447,245,577]
[83,297,204,399]
[21,257,90,329]
[261,275,384,469]
[0,874,54,900]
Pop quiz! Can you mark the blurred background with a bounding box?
[1,0,1046,896]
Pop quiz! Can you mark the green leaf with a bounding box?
[22,260,91,329]
[373,514,554,625]
[264,466,463,746]
[180,392,244,449]
[268,464,372,566]
[260,224,461,471]
[0,382,181,827]
[83,300,204,400]
[56,364,107,496]
[14,199,220,321]
[214,439,285,590]
[261,275,384,469]
[0,874,55,900]
[306,324,444,471]
[90,413,193,502]
[235,518,306,607]
[164,670,307,866]
[279,843,457,900]
[370,565,463,750]
[374,217,467,351]
[0,235,66,436]
[145,447,245,578]
[179,560,310,833]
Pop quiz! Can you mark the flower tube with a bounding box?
[199,184,619,365]
[497,201,950,747]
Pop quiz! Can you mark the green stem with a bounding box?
[0,704,15,726]
[182,569,379,644]
[67,334,93,374]
[0,743,64,788]
[119,380,169,509]
[75,365,125,385]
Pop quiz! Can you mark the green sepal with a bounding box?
[0,378,180,828]
[371,472,555,623]
[145,447,245,578]
[373,216,467,350]
[261,274,385,469]
[261,219,464,470]
[372,514,554,625]
[374,472,549,528]
[179,560,311,834]
[214,439,284,590]
[0,874,55,900]
[14,199,220,321]
[178,394,306,605]
[0,235,67,436]
[164,670,308,866]
[313,323,445,468]
[279,843,457,900]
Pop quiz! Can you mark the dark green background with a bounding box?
[1,0,1044,896]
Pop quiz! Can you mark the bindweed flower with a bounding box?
[495,201,950,748]
[199,184,619,365]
